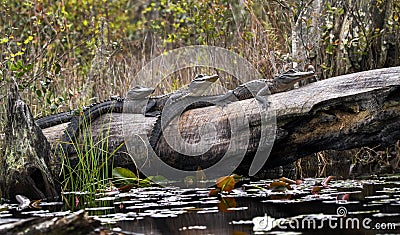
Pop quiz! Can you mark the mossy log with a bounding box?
[37,66,400,177]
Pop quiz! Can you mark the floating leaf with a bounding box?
[16,195,31,211]
[322,176,334,187]
[216,175,235,192]
[31,199,42,209]
[112,167,137,183]
[146,175,168,183]
[112,167,137,179]
[267,181,292,191]
[312,186,323,194]
[138,178,152,187]
[337,193,350,201]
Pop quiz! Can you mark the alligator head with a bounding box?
[270,68,315,93]
[188,74,219,96]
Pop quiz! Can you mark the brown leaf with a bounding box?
[30,199,42,209]
[208,188,221,197]
[267,181,292,191]
[118,183,134,193]
[216,175,235,192]
[311,186,323,194]
[337,193,350,201]
[322,176,334,187]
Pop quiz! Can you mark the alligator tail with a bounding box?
[36,110,75,129]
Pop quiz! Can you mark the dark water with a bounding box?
[1,150,400,235]
[1,175,399,234]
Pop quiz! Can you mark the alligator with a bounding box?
[214,66,316,108]
[148,74,222,148]
[144,74,219,117]
[37,73,219,128]
[149,67,316,150]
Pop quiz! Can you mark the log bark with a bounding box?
[40,66,400,175]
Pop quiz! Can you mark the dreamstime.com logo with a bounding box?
[253,206,397,231]
[122,46,276,185]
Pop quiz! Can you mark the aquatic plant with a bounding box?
[60,113,122,204]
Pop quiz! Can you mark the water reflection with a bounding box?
[1,168,400,234]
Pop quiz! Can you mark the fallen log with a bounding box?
[37,66,400,177]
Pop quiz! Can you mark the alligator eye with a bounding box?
[195,74,205,79]
[286,69,297,73]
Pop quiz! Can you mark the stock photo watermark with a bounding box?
[253,206,397,232]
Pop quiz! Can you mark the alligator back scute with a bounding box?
[35,110,75,129]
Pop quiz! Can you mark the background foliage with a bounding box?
[1,0,399,157]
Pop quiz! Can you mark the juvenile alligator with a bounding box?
[214,66,316,108]
[145,74,219,117]
[148,74,221,148]
[149,67,316,151]
[37,74,219,131]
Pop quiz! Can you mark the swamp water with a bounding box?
[1,176,399,234]
[1,156,400,234]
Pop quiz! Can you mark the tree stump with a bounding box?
[0,81,59,200]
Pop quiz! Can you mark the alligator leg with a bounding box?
[255,85,271,109]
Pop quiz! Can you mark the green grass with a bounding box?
[60,112,123,205]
